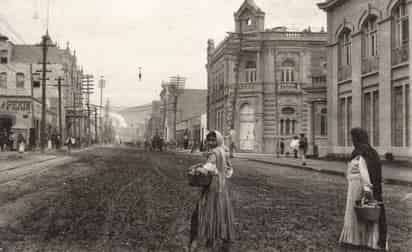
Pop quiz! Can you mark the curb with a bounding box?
[245,158,412,187]
[1,156,58,172]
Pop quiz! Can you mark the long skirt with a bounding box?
[339,174,381,250]
[195,181,235,248]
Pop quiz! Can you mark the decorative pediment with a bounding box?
[234,0,265,19]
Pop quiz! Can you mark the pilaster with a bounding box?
[351,33,362,128]
[328,44,338,154]
[378,18,392,150]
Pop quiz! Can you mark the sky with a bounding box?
[1,0,326,108]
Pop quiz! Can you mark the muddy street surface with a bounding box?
[0,146,411,251]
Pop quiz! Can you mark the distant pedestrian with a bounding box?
[17,133,25,154]
[184,132,189,149]
[290,136,299,158]
[65,136,75,154]
[189,130,235,252]
[298,133,308,165]
[224,128,236,158]
[279,139,285,155]
[339,127,387,251]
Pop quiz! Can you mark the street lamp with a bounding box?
[138,67,142,82]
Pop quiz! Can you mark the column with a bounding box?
[409,2,412,159]
[351,32,362,128]
[378,18,392,152]
[328,44,338,154]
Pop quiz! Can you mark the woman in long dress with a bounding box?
[189,130,235,252]
[339,127,387,251]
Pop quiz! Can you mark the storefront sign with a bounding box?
[0,100,31,113]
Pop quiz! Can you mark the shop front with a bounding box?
[0,97,33,150]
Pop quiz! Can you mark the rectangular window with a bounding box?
[347,97,352,146]
[373,91,380,146]
[338,98,346,146]
[16,73,25,88]
[0,57,7,64]
[33,81,40,88]
[280,119,284,135]
[363,92,372,137]
[392,86,404,146]
[0,72,6,88]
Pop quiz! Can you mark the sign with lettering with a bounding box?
[0,99,32,113]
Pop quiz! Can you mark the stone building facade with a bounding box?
[207,0,328,155]
[159,87,206,144]
[0,34,80,149]
[318,0,412,160]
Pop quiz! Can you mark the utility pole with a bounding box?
[94,106,98,143]
[169,75,186,143]
[99,76,105,143]
[231,21,243,130]
[274,47,280,158]
[81,74,94,146]
[39,32,53,153]
[56,76,64,148]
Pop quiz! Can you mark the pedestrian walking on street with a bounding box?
[17,133,25,154]
[189,130,235,252]
[65,136,75,154]
[279,139,285,155]
[298,133,308,165]
[339,127,387,251]
[290,136,299,159]
[224,128,236,158]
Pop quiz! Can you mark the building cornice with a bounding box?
[317,0,346,11]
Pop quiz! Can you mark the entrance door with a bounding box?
[239,104,255,151]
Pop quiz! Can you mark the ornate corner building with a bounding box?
[207,0,328,155]
[318,0,412,160]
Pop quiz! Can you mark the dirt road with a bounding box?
[0,147,410,251]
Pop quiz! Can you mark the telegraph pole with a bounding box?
[99,76,105,143]
[39,32,53,153]
[56,76,64,148]
[94,107,98,143]
[82,74,94,146]
[231,20,242,133]
[169,75,186,143]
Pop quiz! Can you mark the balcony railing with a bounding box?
[312,76,327,87]
[362,57,379,74]
[338,65,352,82]
[392,44,409,65]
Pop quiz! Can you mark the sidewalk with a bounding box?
[0,145,97,172]
[0,151,59,172]
[173,150,412,186]
[235,153,412,186]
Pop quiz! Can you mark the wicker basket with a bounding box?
[354,203,381,222]
[188,173,212,187]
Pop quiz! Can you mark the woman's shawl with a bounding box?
[209,131,232,192]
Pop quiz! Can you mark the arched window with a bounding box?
[392,1,409,65]
[338,28,352,66]
[280,119,284,135]
[280,59,295,82]
[392,1,409,48]
[0,72,6,88]
[245,60,257,83]
[320,108,327,136]
[362,16,378,58]
[285,119,291,135]
[16,73,25,88]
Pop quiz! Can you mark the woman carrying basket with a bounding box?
[339,127,387,251]
[188,130,235,252]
